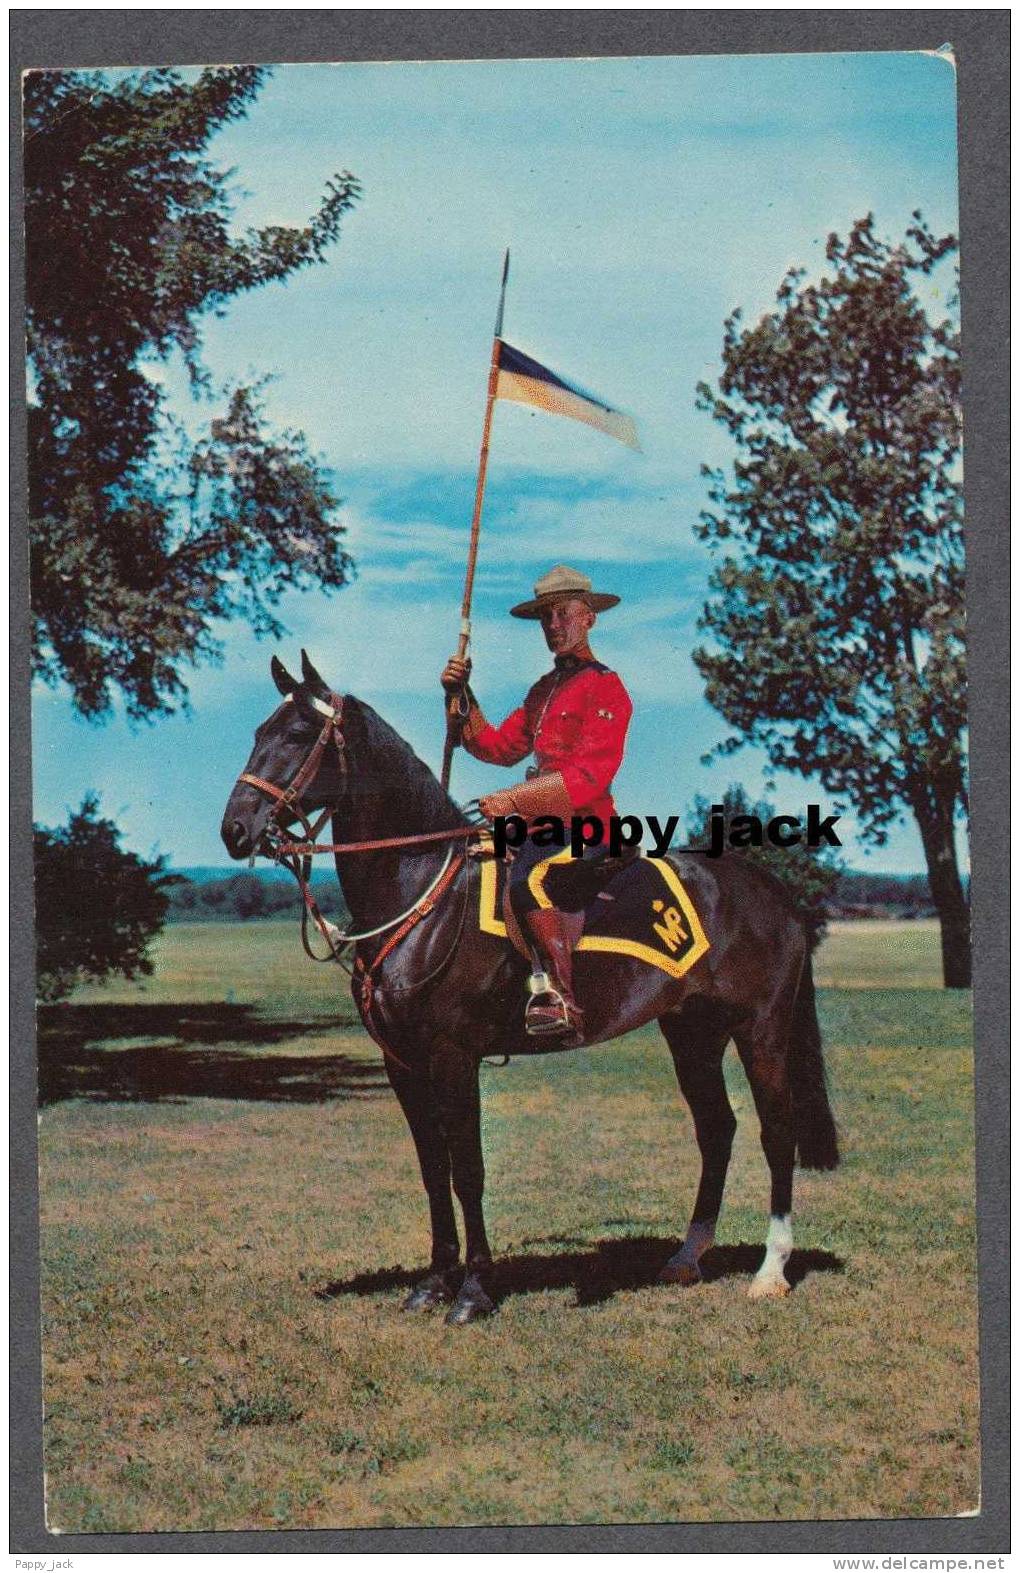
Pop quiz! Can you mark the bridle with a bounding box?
[239,691,349,865]
[235,690,479,964]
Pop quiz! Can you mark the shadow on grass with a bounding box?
[316,1235,844,1309]
[36,1001,388,1107]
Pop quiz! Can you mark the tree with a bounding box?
[34,796,180,1001]
[686,785,843,953]
[25,67,361,721]
[232,876,267,921]
[694,213,969,987]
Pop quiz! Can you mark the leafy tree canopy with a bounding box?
[25,66,361,720]
[694,214,969,986]
[34,795,181,1001]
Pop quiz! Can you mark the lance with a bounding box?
[441,248,510,791]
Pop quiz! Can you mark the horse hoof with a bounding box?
[444,1296,494,1326]
[402,1274,455,1312]
[748,1274,790,1301]
[658,1254,702,1287]
[444,1285,495,1326]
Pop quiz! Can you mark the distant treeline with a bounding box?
[168,870,347,924]
[827,871,937,918]
[167,866,942,924]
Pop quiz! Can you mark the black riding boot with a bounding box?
[521,907,585,1045]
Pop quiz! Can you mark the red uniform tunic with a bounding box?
[463,654,633,823]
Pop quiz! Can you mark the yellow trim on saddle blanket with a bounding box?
[478,850,710,981]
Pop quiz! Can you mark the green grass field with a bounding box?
[37,919,978,1531]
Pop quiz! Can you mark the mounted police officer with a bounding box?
[441,564,633,1046]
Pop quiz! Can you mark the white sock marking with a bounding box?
[750,1213,793,1296]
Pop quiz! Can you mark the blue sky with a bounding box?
[30,50,963,871]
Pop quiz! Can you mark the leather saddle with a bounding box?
[498,847,642,962]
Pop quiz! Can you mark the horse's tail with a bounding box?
[789,948,840,1170]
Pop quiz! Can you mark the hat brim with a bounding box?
[510,590,620,620]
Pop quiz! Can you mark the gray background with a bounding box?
[11,9,1009,1555]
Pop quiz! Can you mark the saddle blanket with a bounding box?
[477,849,710,981]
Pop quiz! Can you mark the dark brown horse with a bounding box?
[221,652,839,1324]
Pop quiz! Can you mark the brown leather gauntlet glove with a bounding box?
[479,771,573,823]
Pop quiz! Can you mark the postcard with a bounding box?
[25,46,983,1536]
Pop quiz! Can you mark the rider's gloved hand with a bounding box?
[479,773,572,825]
[441,655,472,693]
[478,787,517,821]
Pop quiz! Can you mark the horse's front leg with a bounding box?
[430,1042,495,1326]
[386,1061,462,1311]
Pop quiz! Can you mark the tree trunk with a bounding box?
[911,787,971,988]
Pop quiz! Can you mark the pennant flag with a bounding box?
[494,339,641,452]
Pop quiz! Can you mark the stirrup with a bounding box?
[525,973,584,1041]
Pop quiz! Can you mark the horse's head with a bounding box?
[221,650,346,861]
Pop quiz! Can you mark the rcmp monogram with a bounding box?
[478,852,710,981]
[651,898,689,955]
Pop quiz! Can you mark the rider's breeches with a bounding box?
[507,838,610,920]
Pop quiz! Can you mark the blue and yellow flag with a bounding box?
[494,339,641,452]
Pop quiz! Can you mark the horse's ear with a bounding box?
[271,654,298,697]
[300,648,330,696]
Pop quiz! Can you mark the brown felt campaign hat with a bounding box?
[509,564,620,620]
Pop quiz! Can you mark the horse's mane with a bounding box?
[347,696,468,828]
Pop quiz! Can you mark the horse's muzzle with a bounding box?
[222,817,253,860]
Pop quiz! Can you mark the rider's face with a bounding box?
[539,596,596,656]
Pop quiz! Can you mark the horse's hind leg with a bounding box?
[657,1008,736,1287]
[732,1003,798,1300]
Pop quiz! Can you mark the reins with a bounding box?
[233,688,485,1076]
[276,824,482,858]
[235,688,480,966]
